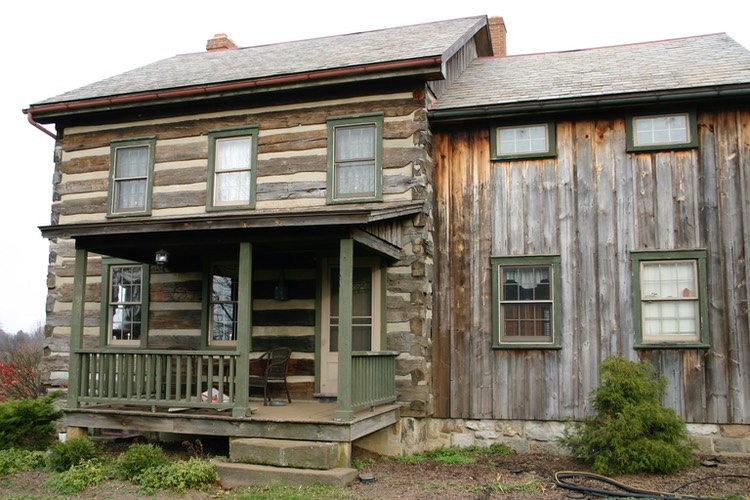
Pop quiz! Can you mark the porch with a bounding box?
[64,399,401,444]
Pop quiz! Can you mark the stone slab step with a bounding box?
[230,437,341,470]
[214,460,358,488]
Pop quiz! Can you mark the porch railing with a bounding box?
[351,351,398,410]
[71,348,398,415]
[74,349,239,411]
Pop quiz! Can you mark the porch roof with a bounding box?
[39,200,424,262]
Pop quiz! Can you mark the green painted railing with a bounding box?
[74,349,239,411]
[351,351,398,410]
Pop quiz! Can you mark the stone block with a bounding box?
[230,438,339,470]
[451,432,475,448]
[720,425,750,438]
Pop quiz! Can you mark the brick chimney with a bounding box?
[206,33,238,51]
[488,17,507,56]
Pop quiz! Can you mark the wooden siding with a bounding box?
[433,109,750,424]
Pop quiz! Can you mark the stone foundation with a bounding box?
[354,417,750,458]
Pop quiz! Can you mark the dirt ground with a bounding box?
[3,441,750,499]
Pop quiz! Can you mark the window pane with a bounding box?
[642,261,696,299]
[115,146,148,177]
[335,161,375,197]
[210,263,239,343]
[634,114,689,146]
[114,179,147,211]
[333,123,377,199]
[216,171,251,203]
[109,266,142,342]
[498,125,548,155]
[216,138,252,171]
[501,266,550,300]
[335,125,375,161]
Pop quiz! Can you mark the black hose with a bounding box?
[552,470,741,499]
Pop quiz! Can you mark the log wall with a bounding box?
[433,108,750,424]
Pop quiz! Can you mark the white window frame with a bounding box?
[102,262,149,347]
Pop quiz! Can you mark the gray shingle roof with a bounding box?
[431,33,750,111]
[34,16,487,106]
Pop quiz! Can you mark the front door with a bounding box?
[320,260,381,395]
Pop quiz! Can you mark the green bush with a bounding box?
[115,442,169,480]
[559,356,696,475]
[134,457,219,494]
[0,448,46,475]
[45,436,100,472]
[44,458,110,495]
[0,393,62,450]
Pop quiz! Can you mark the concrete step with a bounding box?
[230,437,342,470]
[214,460,358,488]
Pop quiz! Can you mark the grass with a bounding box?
[389,443,515,465]
[227,483,352,499]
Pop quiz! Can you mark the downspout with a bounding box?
[24,110,56,139]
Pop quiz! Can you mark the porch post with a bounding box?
[335,238,354,421]
[67,248,87,409]
[233,242,252,417]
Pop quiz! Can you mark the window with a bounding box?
[491,255,562,348]
[208,262,239,345]
[327,114,383,203]
[101,261,149,346]
[207,127,258,210]
[631,250,709,348]
[627,112,698,151]
[108,138,155,216]
[491,123,555,159]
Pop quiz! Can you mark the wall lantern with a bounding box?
[155,249,169,272]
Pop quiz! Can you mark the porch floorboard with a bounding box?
[64,400,400,443]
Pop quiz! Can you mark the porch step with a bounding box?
[213,460,358,488]
[230,437,342,470]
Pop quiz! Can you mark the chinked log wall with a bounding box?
[433,109,750,425]
[44,89,435,412]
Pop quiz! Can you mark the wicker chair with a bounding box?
[249,347,292,405]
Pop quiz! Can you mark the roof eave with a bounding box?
[25,56,444,124]
[428,84,750,123]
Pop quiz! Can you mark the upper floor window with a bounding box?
[327,114,383,203]
[491,122,556,160]
[491,255,562,349]
[631,249,709,348]
[208,262,239,346]
[627,112,698,152]
[101,260,149,346]
[207,127,258,210]
[108,138,155,217]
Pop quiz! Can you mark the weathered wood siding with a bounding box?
[434,109,750,424]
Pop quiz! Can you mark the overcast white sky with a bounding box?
[1,0,748,333]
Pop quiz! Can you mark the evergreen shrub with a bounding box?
[559,356,696,475]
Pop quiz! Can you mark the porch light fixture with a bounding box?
[155,249,169,272]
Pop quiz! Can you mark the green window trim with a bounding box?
[490,121,556,160]
[99,258,150,348]
[630,249,709,349]
[626,111,698,152]
[207,126,259,211]
[106,137,156,218]
[491,254,562,349]
[326,113,384,204]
